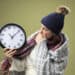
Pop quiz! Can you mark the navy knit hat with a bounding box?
[41,5,70,35]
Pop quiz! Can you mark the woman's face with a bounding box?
[40,24,54,39]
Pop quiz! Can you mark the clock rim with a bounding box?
[0,23,27,50]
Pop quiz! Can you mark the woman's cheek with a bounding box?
[43,32,48,38]
[45,32,52,39]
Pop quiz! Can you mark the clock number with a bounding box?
[8,26,11,29]
[20,39,23,41]
[20,34,23,36]
[1,33,4,36]
[14,46,16,48]
[17,43,20,46]
[8,45,11,48]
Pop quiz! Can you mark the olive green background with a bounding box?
[0,0,74,75]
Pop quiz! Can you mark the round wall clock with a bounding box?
[0,23,26,50]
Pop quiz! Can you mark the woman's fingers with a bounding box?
[6,52,15,58]
[6,49,16,54]
[3,48,16,58]
[35,32,46,44]
[3,48,10,52]
[8,50,16,55]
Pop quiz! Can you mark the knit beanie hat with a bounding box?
[41,5,70,35]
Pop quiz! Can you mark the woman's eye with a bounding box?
[44,28,49,31]
[42,27,45,30]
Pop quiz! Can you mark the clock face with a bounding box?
[0,23,26,49]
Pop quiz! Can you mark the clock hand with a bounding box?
[12,30,20,38]
[8,33,13,38]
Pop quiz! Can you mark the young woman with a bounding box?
[1,5,70,75]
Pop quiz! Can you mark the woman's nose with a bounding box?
[40,28,43,34]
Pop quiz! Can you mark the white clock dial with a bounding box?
[0,23,26,49]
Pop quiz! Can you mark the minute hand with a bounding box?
[12,31,20,38]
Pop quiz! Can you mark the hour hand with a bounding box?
[8,33,13,38]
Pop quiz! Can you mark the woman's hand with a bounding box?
[3,48,16,58]
[35,31,46,44]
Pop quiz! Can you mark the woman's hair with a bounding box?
[56,5,71,15]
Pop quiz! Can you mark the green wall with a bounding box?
[0,0,75,75]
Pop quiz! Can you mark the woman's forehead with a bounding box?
[41,24,48,29]
[41,24,50,30]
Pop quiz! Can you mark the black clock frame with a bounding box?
[0,23,27,50]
